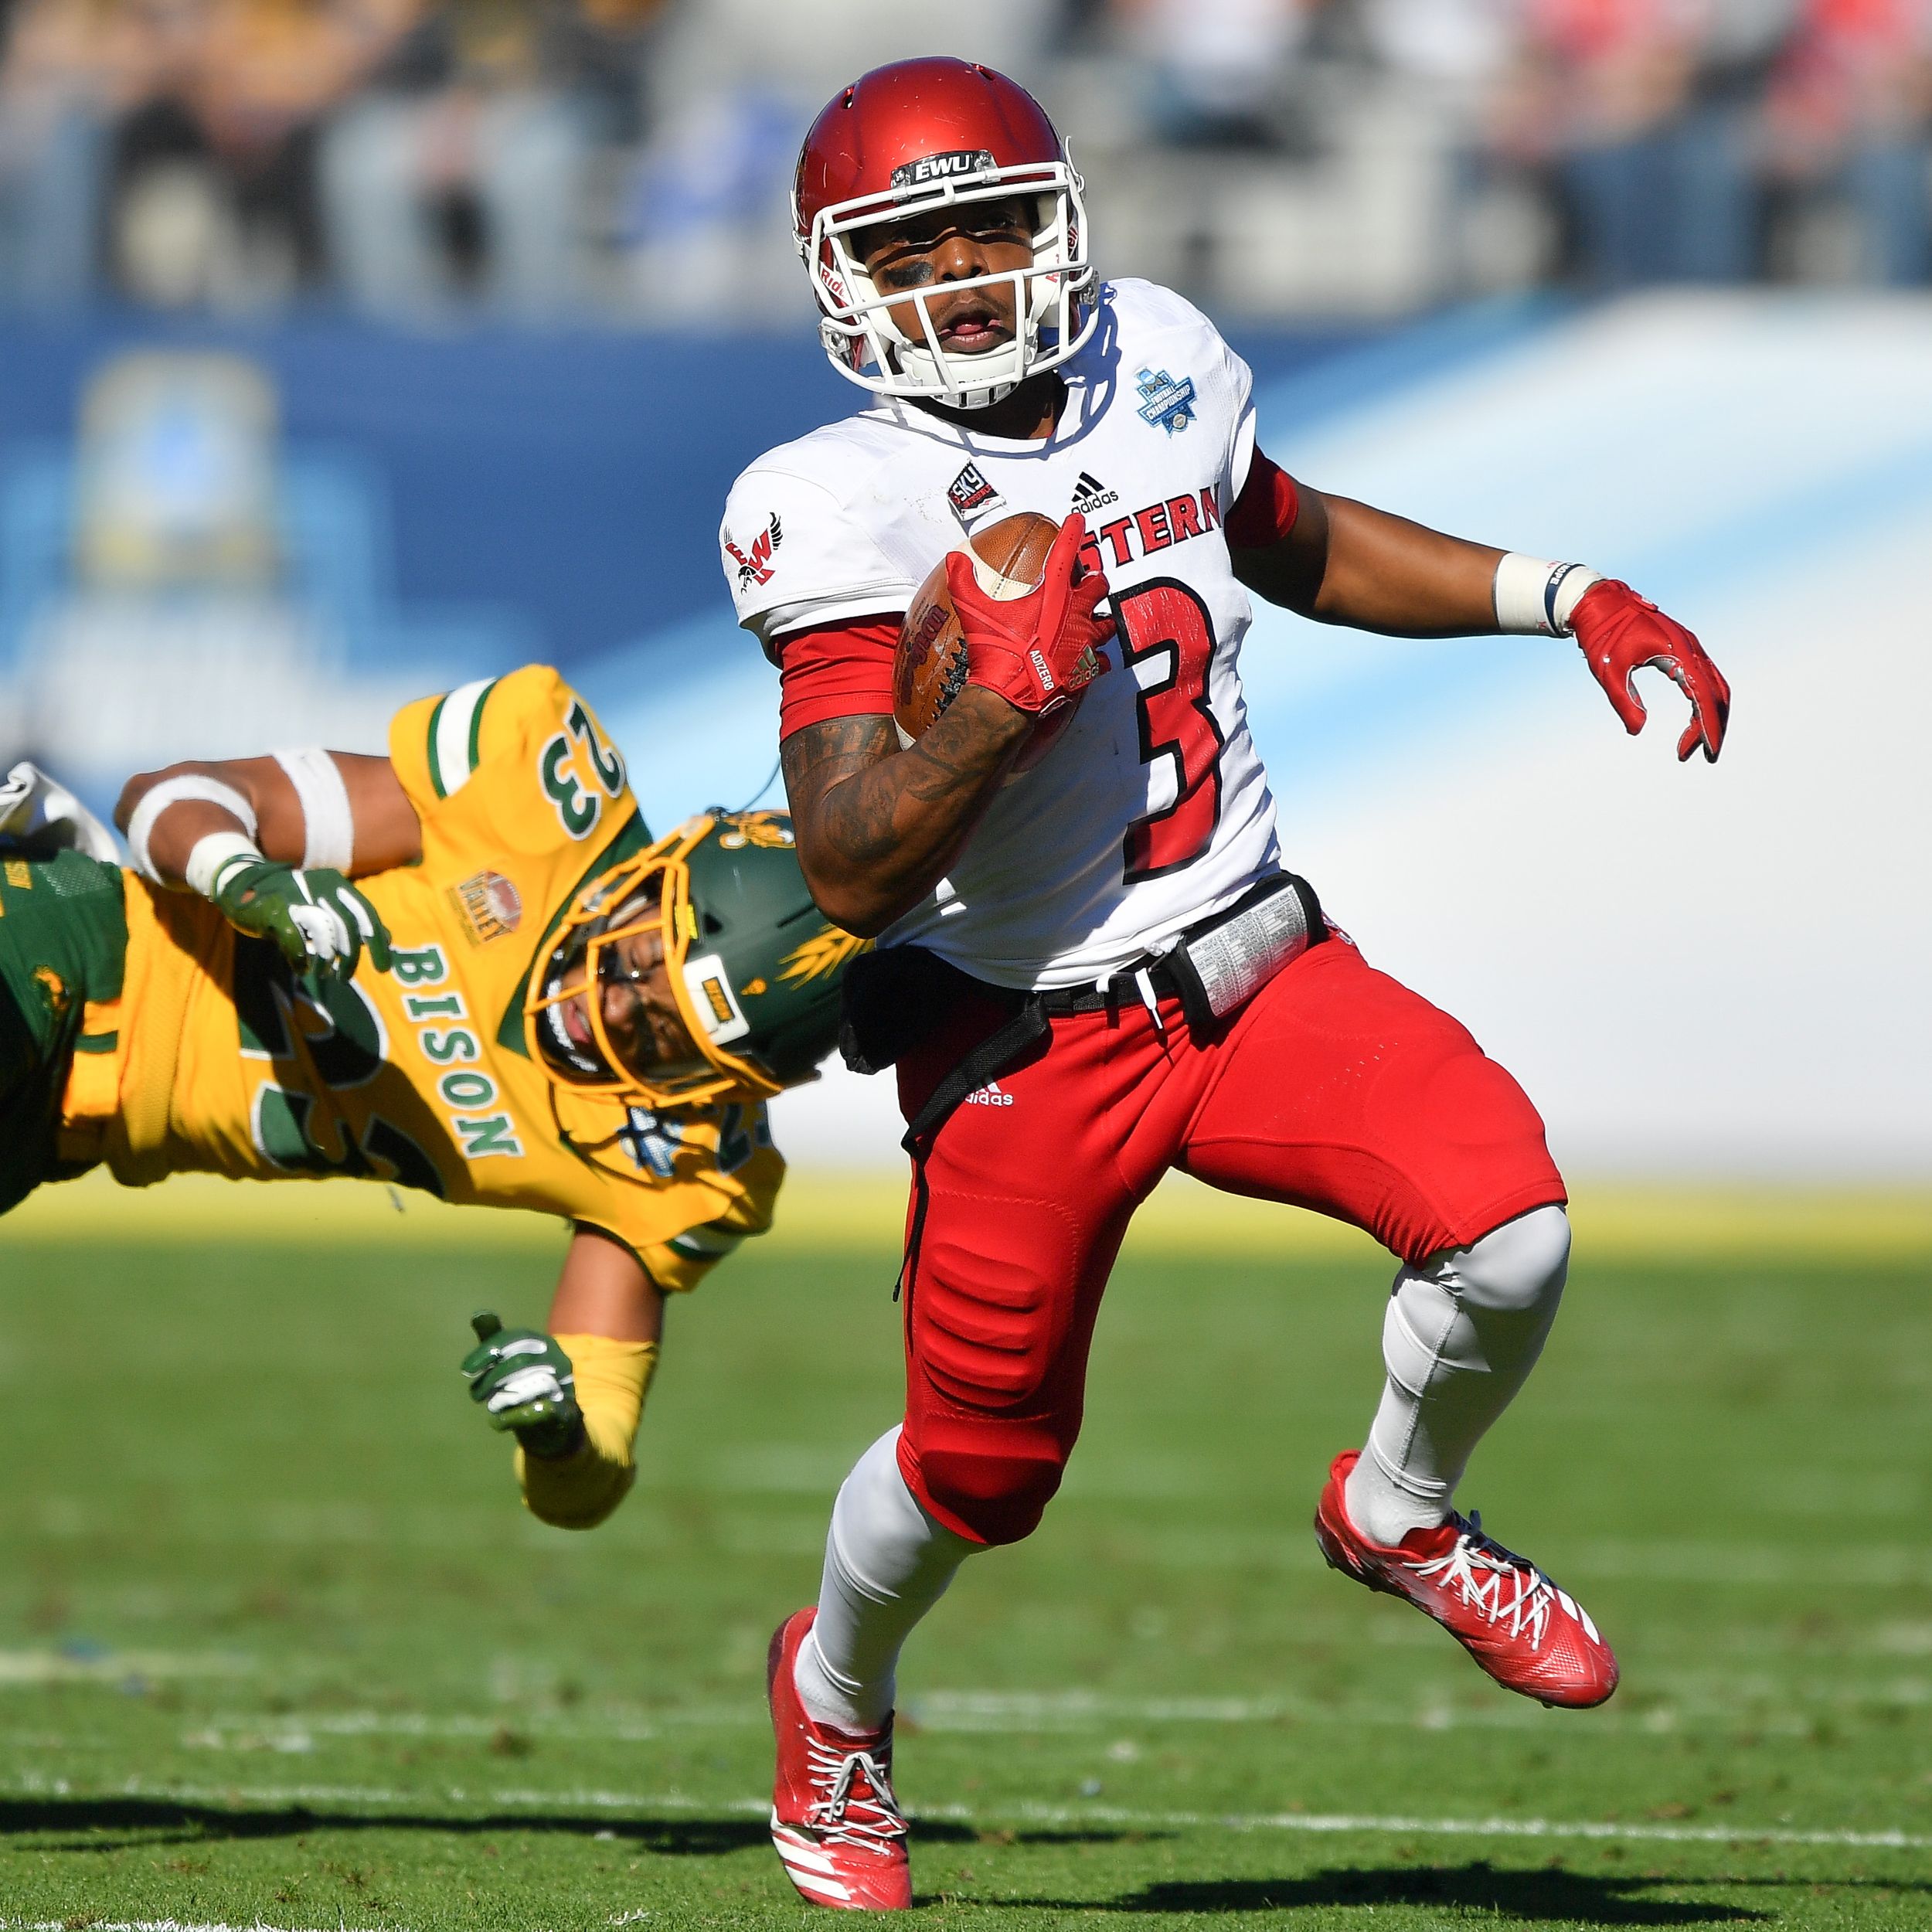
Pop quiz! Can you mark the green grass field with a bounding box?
[2,1185,1929,1929]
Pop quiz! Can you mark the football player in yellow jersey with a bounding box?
[0,665,863,1531]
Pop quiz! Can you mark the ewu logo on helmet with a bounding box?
[890,149,998,192]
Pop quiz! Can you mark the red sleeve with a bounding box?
[777,617,902,740]
[1224,447,1301,549]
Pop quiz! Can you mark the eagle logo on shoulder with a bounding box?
[726,512,784,590]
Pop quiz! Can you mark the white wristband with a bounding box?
[125,775,260,883]
[185,830,264,900]
[1493,555,1602,637]
[274,748,355,872]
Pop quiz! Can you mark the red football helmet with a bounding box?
[793,58,1097,409]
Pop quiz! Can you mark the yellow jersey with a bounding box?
[63,665,781,1291]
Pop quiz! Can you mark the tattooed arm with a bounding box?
[781,692,1033,938]
[780,517,1110,935]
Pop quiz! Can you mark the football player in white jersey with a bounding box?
[720,57,1730,1911]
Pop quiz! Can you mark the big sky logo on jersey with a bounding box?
[947,462,1005,524]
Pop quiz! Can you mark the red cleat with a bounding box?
[767,1607,912,1910]
[1314,1450,1619,1709]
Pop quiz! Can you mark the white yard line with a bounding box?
[18,1662,1929,1758]
[971,1801,1932,1852]
[902,1689,1775,1733]
[140,1684,1843,1745]
[0,1651,253,1686]
[20,1502,1932,1585]
[5,1923,388,1932]
[7,1774,1923,1855]
[0,1685,1852,1755]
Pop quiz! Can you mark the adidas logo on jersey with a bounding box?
[964,1078,1014,1107]
[1071,471,1118,512]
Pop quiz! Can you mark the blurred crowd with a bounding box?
[0,0,1927,321]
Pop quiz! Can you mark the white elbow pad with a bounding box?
[125,776,259,883]
[274,748,355,871]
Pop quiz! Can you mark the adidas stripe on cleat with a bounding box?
[767,1607,912,1910]
[1314,1449,1619,1709]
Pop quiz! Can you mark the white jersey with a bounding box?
[722,278,1283,991]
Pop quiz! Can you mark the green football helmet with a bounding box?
[526,809,866,1111]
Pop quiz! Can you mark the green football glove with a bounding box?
[210,855,393,980]
[462,1311,584,1461]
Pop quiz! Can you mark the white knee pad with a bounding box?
[1431,1203,1571,1318]
[1382,1205,1570,1394]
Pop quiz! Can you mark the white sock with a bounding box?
[1345,1204,1571,1547]
[793,1427,979,1733]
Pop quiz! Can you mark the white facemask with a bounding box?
[799,159,1098,409]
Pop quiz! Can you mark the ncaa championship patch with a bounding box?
[451,870,523,946]
[1135,366,1198,436]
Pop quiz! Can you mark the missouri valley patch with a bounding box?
[451,870,523,946]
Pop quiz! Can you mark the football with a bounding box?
[893,511,1083,776]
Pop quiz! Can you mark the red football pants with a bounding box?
[892,936,1566,1547]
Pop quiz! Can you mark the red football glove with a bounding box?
[1570,580,1731,764]
[948,512,1114,718]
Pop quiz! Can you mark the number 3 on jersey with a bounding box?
[1117,581,1225,882]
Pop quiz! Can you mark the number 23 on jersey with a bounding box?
[542,701,627,838]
